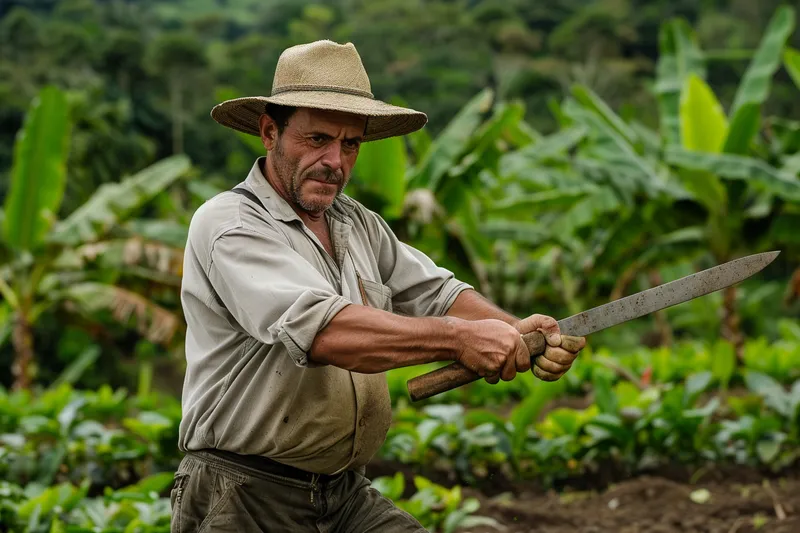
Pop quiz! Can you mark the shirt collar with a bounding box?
[243,157,356,223]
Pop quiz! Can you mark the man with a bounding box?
[173,40,586,532]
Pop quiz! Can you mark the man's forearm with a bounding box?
[445,288,519,324]
[309,304,463,373]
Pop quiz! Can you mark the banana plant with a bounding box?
[659,5,799,359]
[0,86,191,390]
[354,88,534,293]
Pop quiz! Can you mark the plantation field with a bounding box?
[2,1,800,531]
[2,334,799,532]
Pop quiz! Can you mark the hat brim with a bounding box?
[210,91,428,142]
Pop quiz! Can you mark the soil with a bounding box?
[365,461,800,533]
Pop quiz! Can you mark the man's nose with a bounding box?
[320,142,344,172]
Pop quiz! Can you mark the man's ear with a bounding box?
[259,114,279,151]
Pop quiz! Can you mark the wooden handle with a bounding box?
[407,330,547,402]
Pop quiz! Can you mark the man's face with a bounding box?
[264,108,366,214]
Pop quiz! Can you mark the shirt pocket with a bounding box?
[357,275,393,313]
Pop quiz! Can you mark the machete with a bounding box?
[406,250,780,401]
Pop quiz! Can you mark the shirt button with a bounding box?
[359,417,366,427]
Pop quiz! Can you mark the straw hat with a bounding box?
[210,40,428,142]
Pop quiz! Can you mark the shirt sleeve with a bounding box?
[207,227,351,367]
[366,211,474,317]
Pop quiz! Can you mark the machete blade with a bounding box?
[556,251,780,337]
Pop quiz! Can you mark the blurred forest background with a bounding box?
[1,1,800,531]
[1,0,798,393]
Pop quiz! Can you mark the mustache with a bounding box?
[304,168,344,184]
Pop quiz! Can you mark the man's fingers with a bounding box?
[533,365,563,382]
[561,335,586,353]
[500,348,518,381]
[517,314,561,347]
[534,354,572,375]
[515,338,532,373]
[485,373,500,385]
[540,346,578,366]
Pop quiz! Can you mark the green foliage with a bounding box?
[371,473,502,533]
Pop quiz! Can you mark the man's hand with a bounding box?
[455,319,530,384]
[514,314,586,381]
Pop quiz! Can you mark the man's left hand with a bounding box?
[514,314,586,381]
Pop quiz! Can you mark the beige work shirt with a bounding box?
[178,157,472,474]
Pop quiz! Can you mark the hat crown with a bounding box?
[271,40,373,98]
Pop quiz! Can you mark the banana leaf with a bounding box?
[785,47,800,89]
[353,135,408,219]
[64,282,182,345]
[563,100,662,199]
[409,88,493,191]
[729,5,795,117]
[50,154,191,247]
[680,74,728,153]
[572,84,638,148]
[3,86,71,252]
[491,186,596,219]
[665,146,800,201]
[654,19,705,146]
[725,5,796,154]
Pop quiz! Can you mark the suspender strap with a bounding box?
[230,187,265,209]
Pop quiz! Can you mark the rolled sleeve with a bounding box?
[368,212,473,317]
[208,227,351,367]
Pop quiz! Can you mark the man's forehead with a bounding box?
[292,107,367,133]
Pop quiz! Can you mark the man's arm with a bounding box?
[445,288,519,324]
[207,224,521,378]
[309,303,526,377]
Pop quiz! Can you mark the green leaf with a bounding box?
[784,47,800,89]
[730,6,796,117]
[124,219,189,248]
[592,371,618,414]
[684,371,713,403]
[572,84,638,147]
[112,472,176,499]
[710,340,735,390]
[665,147,800,201]
[679,75,728,153]
[50,154,191,246]
[722,103,761,155]
[655,18,706,145]
[756,440,782,464]
[410,88,493,191]
[371,472,405,501]
[354,136,408,219]
[491,187,594,219]
[3,86,71,251]
[564,101,662,197]
[744,371,790,416]
[52,345,101,387]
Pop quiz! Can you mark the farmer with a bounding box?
[173,40,586,532]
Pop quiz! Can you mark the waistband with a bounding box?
[189,448,341,484]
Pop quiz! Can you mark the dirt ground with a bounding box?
[367,461,800,533]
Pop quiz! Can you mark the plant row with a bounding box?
[381,370,800,487]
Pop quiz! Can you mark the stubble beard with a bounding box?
[272,139,349,214]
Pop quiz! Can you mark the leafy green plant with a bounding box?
[0,86,192,389]
[371,472,503,533]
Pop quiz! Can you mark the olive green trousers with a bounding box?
[169,450,427,533]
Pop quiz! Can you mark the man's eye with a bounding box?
[310,135,325,144]
[344,140,360,150]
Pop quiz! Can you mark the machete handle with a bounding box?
[406,330,547,402]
